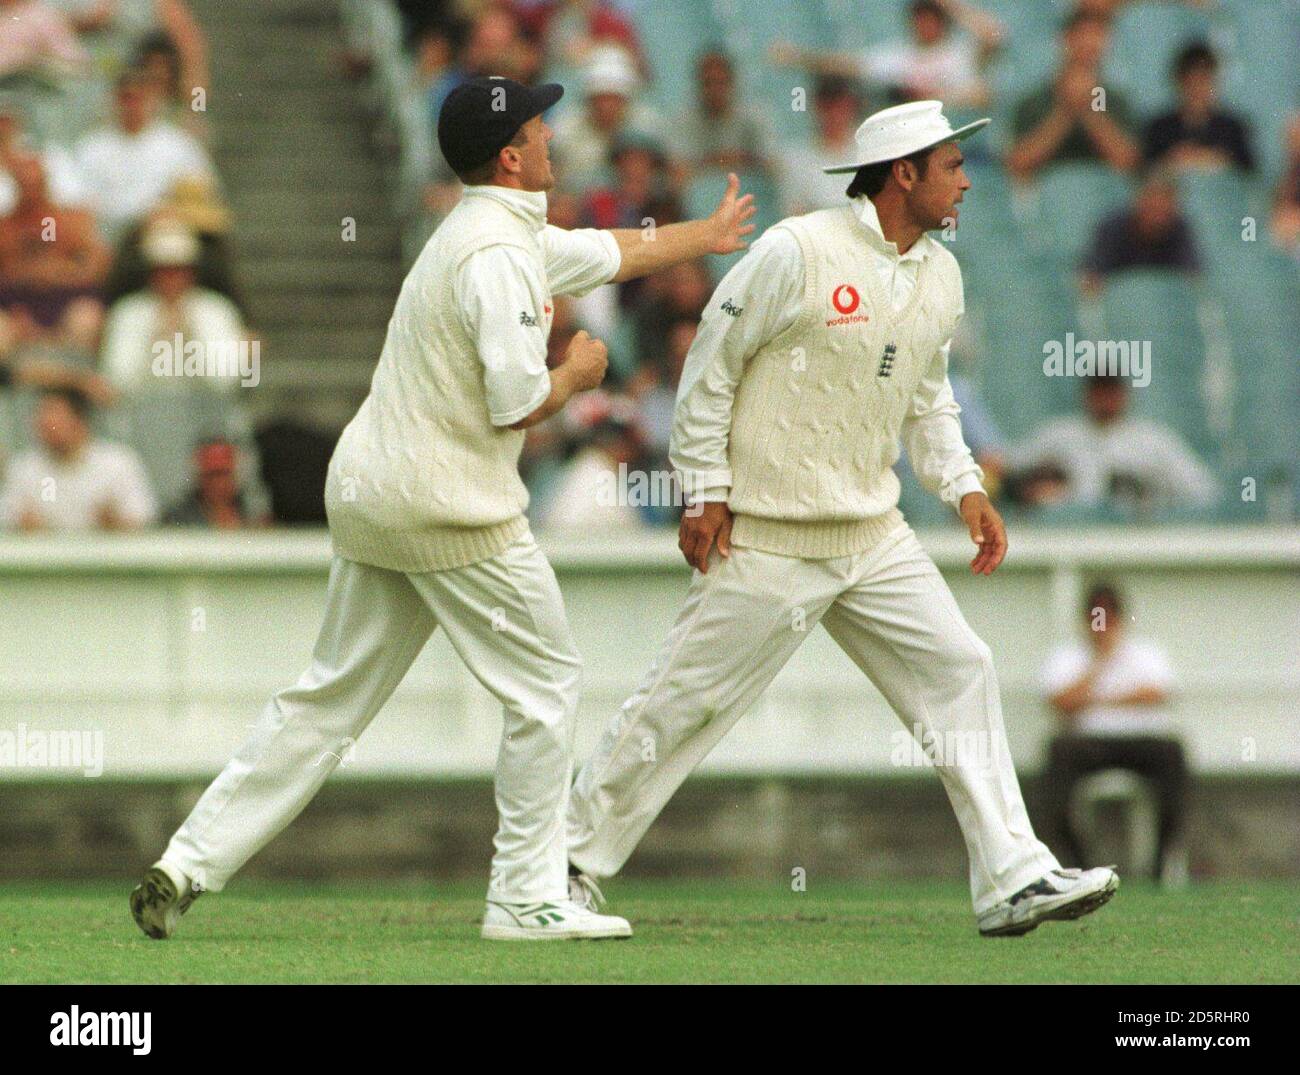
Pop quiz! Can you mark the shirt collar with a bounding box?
[851,195,934,264]
[462,184,548,232]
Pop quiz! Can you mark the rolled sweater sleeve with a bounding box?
[902,338,986,510]
[669,229,803,502]
[457,246,552,427]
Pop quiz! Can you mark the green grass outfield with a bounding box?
[3,879,1296,984]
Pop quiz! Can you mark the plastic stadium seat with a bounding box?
[683,168,781,280]
[1020,163,1133,272]
[637,0,722,118]
[1099,271,1212,453]
[1177,169,1254,265]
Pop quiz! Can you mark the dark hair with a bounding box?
[910,0,949,24]
[1085,372,1128,391]
[813,74,861,105]
[1173,40,1217,81]
[1084,582,1123,617]
[41,386,92,420]
[454,123,530,185]
[845,146,933,200]
[1063,8,1109,35]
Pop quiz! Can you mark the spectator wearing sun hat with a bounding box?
[104,173,246,315]
[99,221,248,394]
[550,44,664,193]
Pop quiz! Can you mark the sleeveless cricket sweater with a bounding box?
[324,193,545,572]
[727,204,964,559]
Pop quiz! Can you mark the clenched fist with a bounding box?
[564,329,608,391]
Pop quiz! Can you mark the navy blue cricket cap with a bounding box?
[437,76,564,176]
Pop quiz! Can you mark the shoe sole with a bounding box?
[979,873,1119,938]
[481,924,633,942]
[130,867,182,940]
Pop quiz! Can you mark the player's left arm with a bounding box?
[606,173,756,282]
[901,339,1007,575]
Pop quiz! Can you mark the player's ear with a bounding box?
[894,157,916,191]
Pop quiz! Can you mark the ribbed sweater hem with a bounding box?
[329,514,529,573]
[729,507,906,560]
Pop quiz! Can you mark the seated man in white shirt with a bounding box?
[1006,374,1219,516]
[73,68,213,242]
[1040,582,1189,881]
[0,386,158,530]
[99,221,249,394]
[770,0,1004,110]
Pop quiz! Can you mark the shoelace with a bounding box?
[569,873,606,911]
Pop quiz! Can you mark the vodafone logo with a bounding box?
[826,284,869,326]
[831,284,860,314]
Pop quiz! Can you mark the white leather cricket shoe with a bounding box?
[977,866,1119,938]
[481,898,632,941]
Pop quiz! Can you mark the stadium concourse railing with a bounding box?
[1,526,1296,781]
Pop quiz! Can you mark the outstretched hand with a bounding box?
[707,173,757,255]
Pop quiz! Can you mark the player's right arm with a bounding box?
[671,229,803,571]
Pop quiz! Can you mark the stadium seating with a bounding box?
[1099,271,1212,454]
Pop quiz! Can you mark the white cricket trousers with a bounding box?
[567,523,1060,914]
[163,535,580,903]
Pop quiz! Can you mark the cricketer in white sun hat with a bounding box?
[823,99,990,174]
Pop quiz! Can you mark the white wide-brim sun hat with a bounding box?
[823,100,990,174]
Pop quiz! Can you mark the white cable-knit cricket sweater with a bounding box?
[323,193,542,572]
[722,204,966,558]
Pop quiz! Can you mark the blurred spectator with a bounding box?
[1007,8,1139,179]
[538,392,653,531]
[626,316,695,463]
[0,151,110,358]
[460,3,538,83]
[104,173,245,315]
[163,437,269,528]
[73,68,213,242]
[99,221,248,393]
[1271,114,1300,255]
[535,0,646,78]
[1041,582,1188,881]
[412,16,469,123]
[0,98,87,211]
[776,75,864,216]
[1006,374,1218,514]
[671,49,774,179]
[0,386,156,530]
[551,44,662,193]
[771,0,1003,109]
[0,0,88,79]
[629,259,711,372]
[580,132,678,231]
[0,346,115,401]
[132,29,203,138]
[1142,41,1254,174]
[1080,169,1199,293]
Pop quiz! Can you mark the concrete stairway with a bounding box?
[185,0,404,427]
